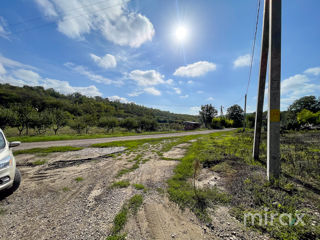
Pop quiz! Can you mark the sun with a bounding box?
[174,25,189,43]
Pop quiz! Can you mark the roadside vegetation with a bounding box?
[167,129,320,239]
[111,180,130,188]
[107,194,144,240]
[14,146,83,155]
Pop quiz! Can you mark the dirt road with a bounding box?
[14,129,233,150]
[0,131,268,240]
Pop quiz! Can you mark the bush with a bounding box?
[211,118,224,129]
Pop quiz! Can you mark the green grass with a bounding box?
[128,194,143,214]
[62,187,70,192]
[75,177,84,182]
[112,180,130,188]
[7,130,194,143]
[14,146,83,155]
[108,194,144,239]
[0,208,6,215]
[190,130,320,239]
[133,183,145,190]
[31,159,48,165]
[92,137,177,150]
[167,131,232,222]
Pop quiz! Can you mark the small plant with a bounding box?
[112,180,130,188]
[133,183,145,190]
[0,208,6,215]
[62,187,70,192]
[106,235,126,240]
[128,194,143,214]
[32,159,47,166]
[75,177,84,182]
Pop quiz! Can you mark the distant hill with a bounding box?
[0,83,198,124]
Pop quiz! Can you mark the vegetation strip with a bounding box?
[14,146,83,155]
[107,194,143,240]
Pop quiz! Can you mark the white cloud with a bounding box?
[174,61,217,77]
[189,106,200,115]
[0,55,37,70]
[35,0,155,48]
[207,97,214,101]
[129,69,165,86]
[144,87,161,96]
[173,87,181,94]
[196,90,204,94]
[0,69,102,97]
[90,53,117,69]
[65,62,121,85]
[187,80,193,84]
[280,70,320,109]
[304,67,320,76]
[180,94,189,99]
[0,63,6,75]
[35,0,58,18]
[108,95,130,103]
[0,17,9,39]
[233,54,251,68]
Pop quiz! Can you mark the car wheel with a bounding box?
[11,168,21,192]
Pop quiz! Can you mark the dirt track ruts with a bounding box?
[14,129,234,150]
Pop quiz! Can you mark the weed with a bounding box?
[0,208,6,215]
[133,184,145,190]
[62,187,70,192]
[111,207,128,234]
[14,146,83,155]
[75,177,84,182]
[112,180,130,188]
[106,235,126,240]
[31,159,47,166]
[128,194,143,214]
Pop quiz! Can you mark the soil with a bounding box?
[0,139,269,240]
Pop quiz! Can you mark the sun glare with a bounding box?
[174,25,188,43]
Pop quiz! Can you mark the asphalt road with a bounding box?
[14,129,235,150]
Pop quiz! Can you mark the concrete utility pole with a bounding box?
[253,0,281,180]
[220,105,224,116]
[267,0,281,180]
[243,94,247,131]
[253,0,270,160]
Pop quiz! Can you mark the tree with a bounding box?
[68,116,86,134]
[226,104,244,127]
[11,104,36,135]
[0,107,15,130]
[199,104,218,128]
[98,117,119,132]
[120,118,138,132]
[138,118,158,131]
[288,96,320,114]
[29,110,52,135]
[297,109,320,125]
[50,109,70,135]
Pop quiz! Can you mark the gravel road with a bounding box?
[14,129,234,150]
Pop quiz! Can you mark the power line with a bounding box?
[246,0,261,95]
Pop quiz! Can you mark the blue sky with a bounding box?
[0,0,319,115]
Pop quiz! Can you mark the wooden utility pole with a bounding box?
[253,0,269,160]
[267,0,281,180]
[243,94,247,131]
[220,105,224,116]
[253,0,281,180]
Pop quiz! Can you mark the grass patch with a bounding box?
[31,159,47,166]
[112,180,130,188]
[133,183,145,190]
[8,130,192,143]
[75,177,84,182]
[62,187,70,192]
[14,146,83,155]
[92,137,176,150]
[210,161,235,174]
[0,208,6,215]
[106,235,126,240]
[167,131,232,222]
[128,194,143,214]
[108,194,144,239]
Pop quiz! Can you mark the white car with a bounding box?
[0,129,21,194]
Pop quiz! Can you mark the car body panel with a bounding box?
[0,129,16,191]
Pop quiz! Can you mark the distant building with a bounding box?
[183,121,201,130]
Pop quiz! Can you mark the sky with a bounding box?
[0,0,320,115]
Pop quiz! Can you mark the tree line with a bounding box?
[0,84,198,135]
[199,95,320,130]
